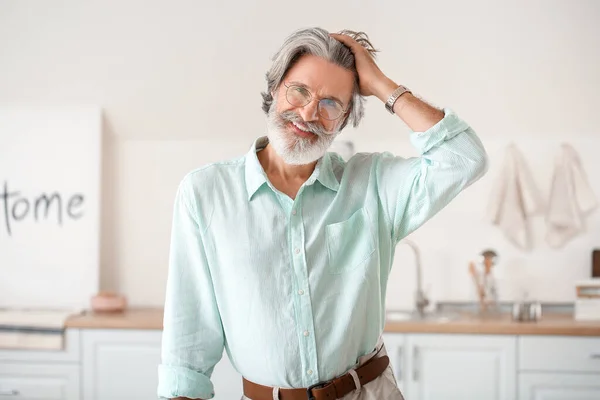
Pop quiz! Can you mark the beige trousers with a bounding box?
[241,337,405,400]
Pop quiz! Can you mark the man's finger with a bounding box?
[329,33,356,49]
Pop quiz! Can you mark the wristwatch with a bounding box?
[384,85,411,114]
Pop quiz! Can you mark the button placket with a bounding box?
[289,194,320,385]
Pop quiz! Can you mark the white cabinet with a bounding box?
[0,329,81,400]
[382,333,406,394]
[80,330,514,400]
[81,329,242,400]
[519,372,600,400]
[518,336,600,400]
[519,336,600,373]
[388,334,517,400]
[211,351,243,399]
[82,329,162,400]
[0,363,79,400]
[4,327,596,400]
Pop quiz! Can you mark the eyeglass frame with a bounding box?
[282,81,350,121]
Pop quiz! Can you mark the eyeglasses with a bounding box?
[283,82,348,121]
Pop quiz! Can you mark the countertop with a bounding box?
[65,308,164,330]
[384,312,600,336]
[65,308,600,336]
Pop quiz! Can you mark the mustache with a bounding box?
[279,111,328,137]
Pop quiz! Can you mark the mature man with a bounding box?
[158,28,488,400]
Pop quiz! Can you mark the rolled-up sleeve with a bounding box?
[375,108,488,244]
[158,176,224,400]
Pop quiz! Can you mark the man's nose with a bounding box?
[297,99,319,122]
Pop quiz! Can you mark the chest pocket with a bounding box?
[325,207,376,275]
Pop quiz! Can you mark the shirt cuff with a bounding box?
[157,364,215,400]
[409,108,470,154]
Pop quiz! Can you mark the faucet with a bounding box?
[399,239,430,316]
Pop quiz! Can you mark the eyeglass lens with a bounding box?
[286,85,344,120]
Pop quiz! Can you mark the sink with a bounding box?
[385,311,414,321]
[386,310,460,323]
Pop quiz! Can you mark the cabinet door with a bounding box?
[82,329,162,400]
[0,363,79,400]
[212,350,243,399]
[519,336,600,373]
[382,333,406,393]
[82,329,243,400]
[405,334,516,400]
[519,372,600,400]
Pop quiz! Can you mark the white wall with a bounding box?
[1,0,599,308]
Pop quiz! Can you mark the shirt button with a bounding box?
[298,289,304,295]
[303,330,310,337]
[307,369,313,375]
[292,209,297,215]
[294,248,300,255]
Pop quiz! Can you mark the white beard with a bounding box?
[266,99,340,165]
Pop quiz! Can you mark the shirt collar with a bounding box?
[244,136,269,200]
[244,136,340,200]
[314,148,340,192]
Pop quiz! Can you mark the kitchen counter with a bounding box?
[66,308,164,330]
[385,312,600,336]
[65,308,600,336]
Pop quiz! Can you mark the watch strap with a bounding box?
[385,85,411,114]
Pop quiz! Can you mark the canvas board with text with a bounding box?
[0,107,101,309]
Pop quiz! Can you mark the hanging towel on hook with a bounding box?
[546,143,597,248]
[487,144,544,250]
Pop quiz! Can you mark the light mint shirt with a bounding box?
[158,109,488,399]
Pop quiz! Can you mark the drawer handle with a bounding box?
[412,347,419,381]
[591,353,600,360]
[0,389,19,396]
[395,347,402,382]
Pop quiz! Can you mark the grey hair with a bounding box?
[261,27,379,131]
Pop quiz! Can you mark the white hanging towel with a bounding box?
[487,144,545,250]
[546,143,597,248]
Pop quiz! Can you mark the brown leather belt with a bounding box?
[242,355,389,400]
